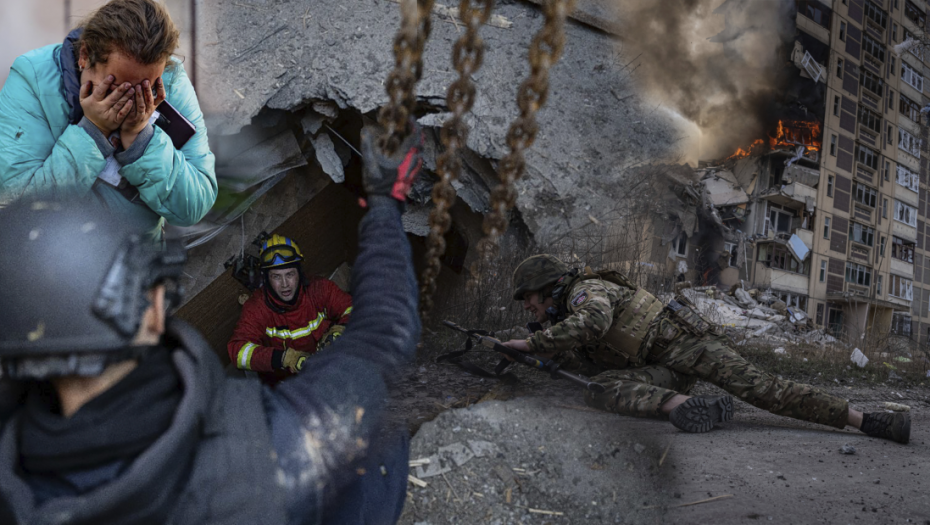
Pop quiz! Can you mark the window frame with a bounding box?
[894,199,918,226]
[845,262,873,287]
[853,182,878,208]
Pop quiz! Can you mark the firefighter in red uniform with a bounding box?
[227,234,353,383]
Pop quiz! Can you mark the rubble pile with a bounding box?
[674,285,838,347]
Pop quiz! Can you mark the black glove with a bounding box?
[360,121,424,203]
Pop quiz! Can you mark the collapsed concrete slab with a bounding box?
[197,0,676,245]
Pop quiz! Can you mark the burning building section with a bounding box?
[658,0,930,344]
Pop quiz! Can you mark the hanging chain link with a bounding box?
[419,0,495,319]
[378,0,436,155]
[469,0,575,283]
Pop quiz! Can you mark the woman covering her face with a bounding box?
[0,0,217,243]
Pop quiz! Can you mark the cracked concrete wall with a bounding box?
[196,0,677,246]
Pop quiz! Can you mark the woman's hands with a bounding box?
[119,78,166,149]
[78,75,166,149]
[79,75,135,136]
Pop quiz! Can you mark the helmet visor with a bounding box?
[261,245,302,268]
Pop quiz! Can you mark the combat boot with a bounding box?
[860,412,910,444]
[669,395,733,433]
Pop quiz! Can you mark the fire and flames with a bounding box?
[725,119,822,161]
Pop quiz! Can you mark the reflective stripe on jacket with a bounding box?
[227,277,353,380]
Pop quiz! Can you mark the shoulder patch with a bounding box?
[571,290,588,306]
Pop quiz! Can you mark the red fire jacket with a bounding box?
[228,277,353,382]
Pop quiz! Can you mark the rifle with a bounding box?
[441,320,606,394]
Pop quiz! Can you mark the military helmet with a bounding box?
[260,234,304,270]
[0,200,186,378]
[512,254,570,301]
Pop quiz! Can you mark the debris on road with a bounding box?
[839,444,856,455]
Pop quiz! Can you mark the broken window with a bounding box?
[849,222,876,246]
[864,0,888,28]
[893,22,899,41]
[895,199,918,226]
[672,232,688,257]
[820,260,827,282]
[833,96,840,116]
[830,135,837,157]
[854,182,878,207]
[724,242,739,267]
[797,0,832,28]
[877,274,883,295]
[827,174,834,196]
[889,273,914,300]
[837,57,844,79]
[883,198,889,218]
[892,236,916,262]
[881,235,887,255]
[824,216,831,239]
[855,144,880,171]
[860,69,884,97]
[900,94,920,122]
[901,62,924,92]
[775,292,809,312]
[891,56,896,78]
[862,34,886,63]
[898,128,921,158]
[845,262,873,286]
[840,21,847,41]
[892,312,912,335]
[768,205,793,234]
[887,125,893,146]
[761,244,807,274]
[905,0,926,28]
[896,164,919,192]
[883,161,891,181]
[858,104,883,133]
[888,89,895,111]
[904,29,925,60]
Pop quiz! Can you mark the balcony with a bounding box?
[891,258,915,279]
[893,221,918,242]
[753,263,810,295]
[760,181,817,211]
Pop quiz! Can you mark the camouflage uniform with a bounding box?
[526,276,849,430]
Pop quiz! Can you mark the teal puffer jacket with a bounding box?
[0,43,217,241]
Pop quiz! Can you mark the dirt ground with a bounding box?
[388,353,930,524]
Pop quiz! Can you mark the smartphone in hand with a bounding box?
[154,100,196,149]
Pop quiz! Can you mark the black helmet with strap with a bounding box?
[0,200,186,379]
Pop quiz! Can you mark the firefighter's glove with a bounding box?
[360,120,424,203]
[316,325,346,352]
[282,348,311,374]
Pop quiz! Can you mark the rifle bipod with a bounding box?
[438,320,606,394]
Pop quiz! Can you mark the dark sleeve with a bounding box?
[268,196,418,513]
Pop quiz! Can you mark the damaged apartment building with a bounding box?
[657,0,930,341]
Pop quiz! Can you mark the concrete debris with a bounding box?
[850,348,869,368]
[839,444,856,455]
[677,287,837,347]
[300,110,326,136]
[414,440,501,479]
[882,402,910,412]
[773,347,787,355]
[199,0,676,245]
[309,132,345,183]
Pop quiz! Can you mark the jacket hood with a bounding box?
[0,320,222,525]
